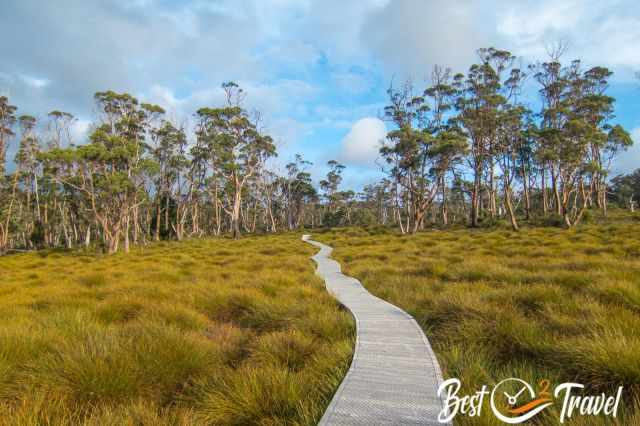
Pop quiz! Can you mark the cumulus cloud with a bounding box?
[495,0,640,78]
[0,0,275,117]
[1,0,638,186]
[360,0,640,81]
[3,0,638,118]
[362,0,487,78]
[340,117,386,166]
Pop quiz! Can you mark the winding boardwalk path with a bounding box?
[303,236,449,426]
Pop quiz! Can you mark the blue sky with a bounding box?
[1,0,639,189]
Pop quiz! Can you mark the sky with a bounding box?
[1,0,639,190]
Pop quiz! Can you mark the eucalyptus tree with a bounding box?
[424,67,467,226]
[338,189,356,225]
[380,80,418,233]
[0,96,17,178]
[283,154,315,230]
[149,120,189,240]
[320,160,345,213]
[531,56,567,215]
[454,48,514,227]
[319,160,347,226]
[578,67,632,214]
[42,91,160,253]
[381,73,466,233]
[0,96,18,252]
[14,115,42,245]
[533,60,632,226]
[46,111,75,149]
[611,169,640,212]
[494,67,529,230]
[496,105,526,230]
[425,66,456,225]
[1,46,635,252]
[192,112,218,235]
[554,61,601,225]
[41,111,77,248]
[515,114,538,220]
[256,169,280,232]
[196,82,276,239]
[360,181,392,225]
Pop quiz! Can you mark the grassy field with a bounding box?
[317,215,640,425]
[0,234,354,425]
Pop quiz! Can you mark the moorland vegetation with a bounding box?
[0,234,354,425]
[318,212,640,424]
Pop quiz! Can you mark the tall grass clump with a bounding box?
[318,216,640,424]
[0,234,354,425]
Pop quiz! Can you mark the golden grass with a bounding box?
[0,235,354,425]
[317,215,640,425]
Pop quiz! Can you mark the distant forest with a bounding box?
[0,47,638,253]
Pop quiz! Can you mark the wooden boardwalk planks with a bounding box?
[303,236,449,426]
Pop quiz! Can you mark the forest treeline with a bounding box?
[0,47,637,253]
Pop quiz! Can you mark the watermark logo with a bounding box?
[490,378,553,424]
[437,378,623,424]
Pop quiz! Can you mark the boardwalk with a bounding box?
[303,236,449,426]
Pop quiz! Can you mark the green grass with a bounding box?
[0,235,354,425]
[317,217,640,425]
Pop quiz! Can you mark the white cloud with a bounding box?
[1,0,638,187]
[146,85,186,111]
[612,127,640,175]
[268,117,312,147]
[497,1,585,40]
[340,117,386,166]
[244,79,318,114]
[312,102,386,127]
[362,0,486,78]
[361,0,640,81]
[21,75,49,89]
[140,78,318,133]
[495,0,640,79]
[70,118,91,144]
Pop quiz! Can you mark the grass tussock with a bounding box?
[317,219,640,425]
[0,234,354,425]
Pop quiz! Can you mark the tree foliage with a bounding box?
[0,49,634,253]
